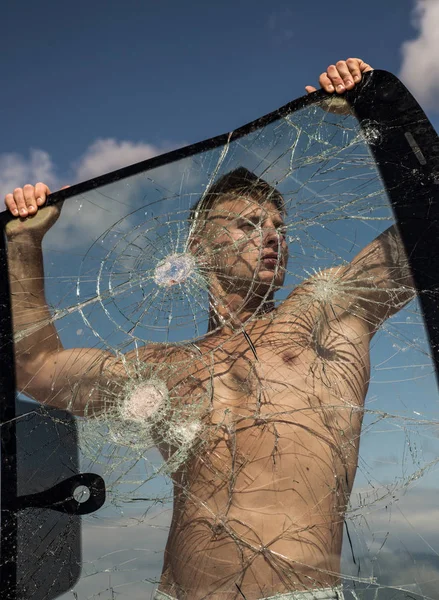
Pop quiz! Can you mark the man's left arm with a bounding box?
[305,59,415,332]
[336,224,416,333]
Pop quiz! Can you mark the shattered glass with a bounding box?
[2,70,439,599]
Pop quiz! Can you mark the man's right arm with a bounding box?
[5,183,123,417]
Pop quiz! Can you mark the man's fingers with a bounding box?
[23,184,38,215]
[318,73,335,93]
[358,59,373,74]
[324,65,346,93]
[5,182,54,218]
[35,182,51,206]
[13,188,29,217]
[330,62,355,92]
[346,58,363,83]
[4,193,19,216]
[336,60,356,89]
[325,59,374,94]
[311,58,374,103]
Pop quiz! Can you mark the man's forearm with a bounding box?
[343,223,417,329]
[8,234,61,367]
[374,224,415,291]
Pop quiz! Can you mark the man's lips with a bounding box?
[261,253,281,267]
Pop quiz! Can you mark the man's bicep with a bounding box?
[20,347,118,416]
[290,265,399,339]
[342,228,416,331]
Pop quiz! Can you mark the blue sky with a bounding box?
[2,0,438,195]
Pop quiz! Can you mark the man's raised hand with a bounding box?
[5,182,53,218]
[4,183,69,240]
[305,58,373,95]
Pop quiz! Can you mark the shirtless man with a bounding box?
[4,59,415,600]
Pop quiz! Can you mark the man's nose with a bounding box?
[263,225,281,247]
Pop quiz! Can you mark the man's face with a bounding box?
[199,196,289,292]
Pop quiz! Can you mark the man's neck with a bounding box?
[207,290,275,333]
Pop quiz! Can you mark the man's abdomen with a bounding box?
[162,406,359,599]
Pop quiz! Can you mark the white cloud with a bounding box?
[0,149,58,199]
[399,0,439,110]
[0,135,215,259]
[0,138,176,204]
[62,488,439,599]
[73,138,169,183]
[0,138,189,251]
[57,509,171,600]
[346,486,439,555]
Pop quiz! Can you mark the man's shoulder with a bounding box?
[124,343,211,390]
[281,266,346,305]
[280,264,374,342]
[126,342,205,363]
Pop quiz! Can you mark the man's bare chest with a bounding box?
[183,325,364,514]
[212,310,365,385]
[166,315,366,514]
[160,307,369,468]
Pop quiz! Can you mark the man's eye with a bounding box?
[240,221,258,230]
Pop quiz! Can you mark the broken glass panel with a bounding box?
[2,70,439,600]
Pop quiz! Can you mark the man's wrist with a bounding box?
[6,229,45,246]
